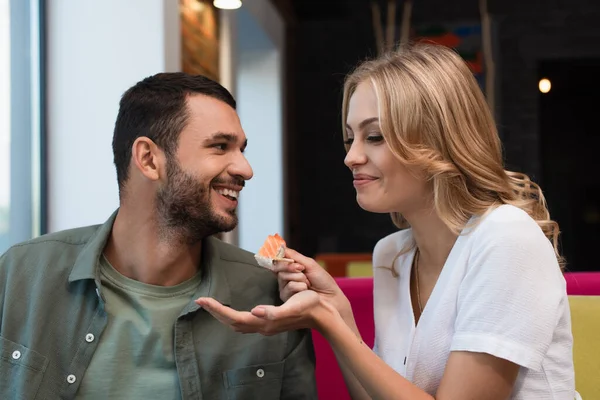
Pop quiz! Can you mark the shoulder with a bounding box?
[475,204,540,231]
[373,229,413,265]
[212,237,260,267]
[1,224,101,266]
[463,204,562,282]
[210,237,273,279]
[0,225,102,308]
[469,204,553,254]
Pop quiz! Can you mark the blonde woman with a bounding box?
[196,43,575,399]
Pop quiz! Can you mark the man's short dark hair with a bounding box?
[112,72,236,194]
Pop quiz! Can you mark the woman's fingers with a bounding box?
[278,271,310,288]
[276,269,310,301]
[281,281,308,302]
[284,248,323,272]
[273,261,304,274]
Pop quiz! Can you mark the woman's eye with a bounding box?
[343,138,354,146]
[367,135,384,143]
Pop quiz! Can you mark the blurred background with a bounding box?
[1,0,599,276]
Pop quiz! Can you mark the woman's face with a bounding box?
[344,81,429,215]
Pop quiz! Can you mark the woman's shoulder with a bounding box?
[373,229,413,265]
[466,204,560,272]
[469,204,547,244]
[480,203,536,223]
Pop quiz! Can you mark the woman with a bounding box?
[196,43,575,399]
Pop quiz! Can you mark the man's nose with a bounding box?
[230,152,253,181]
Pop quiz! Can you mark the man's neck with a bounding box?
[103,207,203,286]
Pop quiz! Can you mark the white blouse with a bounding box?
[372,205,575,399]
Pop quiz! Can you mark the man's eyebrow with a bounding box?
[345,117,380,131]
[204,132,248,148]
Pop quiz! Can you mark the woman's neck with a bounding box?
[404,209,458,272]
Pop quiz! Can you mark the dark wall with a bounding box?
[492,0,600,179]
[285,0,600,259]
[538,59,600,271]
[286,17,395,257]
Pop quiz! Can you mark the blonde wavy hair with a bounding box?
[341,43,564,268]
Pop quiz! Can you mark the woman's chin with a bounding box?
[356,196,393,214]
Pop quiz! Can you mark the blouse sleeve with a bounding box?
[450,215,567,371]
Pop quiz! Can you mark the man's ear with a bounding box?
[131,137,165,182]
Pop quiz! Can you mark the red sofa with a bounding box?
[312,272,600,400]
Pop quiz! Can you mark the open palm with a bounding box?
[195,289,322,336]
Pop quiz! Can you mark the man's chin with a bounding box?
[181,218,237,244]
[215,212,238,233]
[197,206,238,233]
[160,213,238,244]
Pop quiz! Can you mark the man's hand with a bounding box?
[195,290,335,335]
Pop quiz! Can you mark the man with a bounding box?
[0,73,317,399]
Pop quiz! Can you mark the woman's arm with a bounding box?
[333,309,371,400]
[273,250,372,399]
[314,302,520,400]
[274,249,519,399]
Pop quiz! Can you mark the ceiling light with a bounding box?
[213,0,242,10]
[539,78,551,94]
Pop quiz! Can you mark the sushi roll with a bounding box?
[254,233,294,270]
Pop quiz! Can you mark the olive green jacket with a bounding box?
[0,211,317,399]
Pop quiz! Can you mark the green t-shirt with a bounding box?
[76,256,202,399]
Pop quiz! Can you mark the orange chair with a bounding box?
[314,253,372,277]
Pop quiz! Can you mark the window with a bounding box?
[0,0,9,251]
[0,0,44,254]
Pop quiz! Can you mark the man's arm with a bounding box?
[280,328,318,400]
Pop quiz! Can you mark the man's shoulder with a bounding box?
[209,236,276,282]
[1,224,102,264]
[211,237,262,269]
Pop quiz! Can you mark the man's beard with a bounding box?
[156,158,240,244]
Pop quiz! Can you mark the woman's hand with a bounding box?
[275,248,351,316]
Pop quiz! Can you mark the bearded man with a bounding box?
[0,73,317,400]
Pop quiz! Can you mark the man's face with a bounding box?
[156,94,253,243]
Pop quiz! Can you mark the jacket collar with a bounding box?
[68,210,232,309]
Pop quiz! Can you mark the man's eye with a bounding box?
[213,143,227,151]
